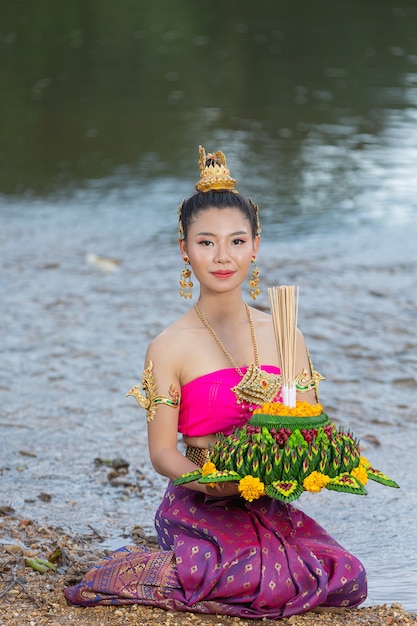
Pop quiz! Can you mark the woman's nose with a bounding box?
[214,245,230,263]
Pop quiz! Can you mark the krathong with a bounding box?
[175,399,399,502]
[174,286,399,502]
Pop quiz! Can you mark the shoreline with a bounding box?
[1,511,415,626]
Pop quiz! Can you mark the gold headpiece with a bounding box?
[177,145,261,240]
[195,145,237,192]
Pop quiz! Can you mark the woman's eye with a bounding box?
[198,240,213,246]
[232,238,245,245]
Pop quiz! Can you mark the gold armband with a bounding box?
[295,350,325,400]
[126,361,180,423]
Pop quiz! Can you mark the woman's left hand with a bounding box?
[206,482,240,497]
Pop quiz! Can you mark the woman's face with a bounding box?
[179,207,260,296]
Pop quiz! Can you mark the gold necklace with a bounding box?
[194,302,281,407]
[194,302,257,376]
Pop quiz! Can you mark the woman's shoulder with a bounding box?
[145,309,198,362]
[249,305,271,321]
[249,304,273,333]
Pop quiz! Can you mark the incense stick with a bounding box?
[268,285,299,407]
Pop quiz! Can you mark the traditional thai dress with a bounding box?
[64,366,367,618]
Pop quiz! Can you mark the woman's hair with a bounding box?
[179,190,259,240]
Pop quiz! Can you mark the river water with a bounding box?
[1,0,417,612]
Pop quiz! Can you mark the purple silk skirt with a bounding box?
[64,483,367,619]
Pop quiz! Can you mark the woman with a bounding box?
[64,146,367,618]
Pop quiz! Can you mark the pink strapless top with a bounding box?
[178,365,281,437]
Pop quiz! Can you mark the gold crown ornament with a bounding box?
[195,145,238,192]
[177,145,262,240]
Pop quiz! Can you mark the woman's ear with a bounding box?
[253,235,261,256]
[179,238,188,259]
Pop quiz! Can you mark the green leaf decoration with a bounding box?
[367,466,400,488]
[326,473,368,495]
[173,405,400,502]
[266,480,303,502]
[199,470,242,484]
[289,447,305,477]
[249,411,330,430]
[173,470,202,485]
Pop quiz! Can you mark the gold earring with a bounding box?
[249,256,260,300]
[179,257,193,299]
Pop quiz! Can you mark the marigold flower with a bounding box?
[238,475,265,502]
[351,465,369,485]
[253,401,322,417]
[359,456,371,469]
[202,461,217,477]
[303,471,330,493]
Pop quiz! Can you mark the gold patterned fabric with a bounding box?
[64,485,367,613]
[65,546,180,607]
[185,446,210,467]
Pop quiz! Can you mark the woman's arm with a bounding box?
[143,334,239,496]
[139,337,210,494]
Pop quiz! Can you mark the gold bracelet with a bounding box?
[126,361,180,422]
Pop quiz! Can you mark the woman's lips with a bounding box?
[212,270,235,278]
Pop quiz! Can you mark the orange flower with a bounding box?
[238,475,265,502]
[351,465,369,485]
[303,471,330,493]
[202,461,217,476]
[253,401,323,417]
[201,461,218,489]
